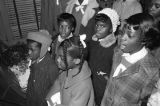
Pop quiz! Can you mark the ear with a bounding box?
[73,58,80,64]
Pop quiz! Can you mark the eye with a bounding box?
[155,3,160,9]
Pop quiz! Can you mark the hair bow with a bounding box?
[80,34,86,48]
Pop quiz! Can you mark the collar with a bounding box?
[37,56,45,63]
[122,47,148,64]
[58,33,73,42]
[76,0,89,6]
[62,61,91,88]
[92,33,116,48]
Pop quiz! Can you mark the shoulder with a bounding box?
[140,52,160,77]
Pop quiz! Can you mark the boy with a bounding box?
[26,30,59,106]
[51,13,76,59]
[87,8,120,106]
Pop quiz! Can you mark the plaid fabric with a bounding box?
[102,48,160,106]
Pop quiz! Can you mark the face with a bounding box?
[28,42,41,61]
[59,21,73,39]
[120,24,143,54]
[94,21,112,39]
[149,0,160,18]
[56,47,76,70]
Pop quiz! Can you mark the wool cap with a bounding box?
[98,8,120,33]
[27,30,52,59]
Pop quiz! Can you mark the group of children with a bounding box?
[0,1,160,106]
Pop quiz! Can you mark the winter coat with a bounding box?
[46,61,95,106]
[26,53,59,106]
[101,48,160,106]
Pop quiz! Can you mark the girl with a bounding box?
[88,8,120,106]
[101,13,160,106]
[51,13,76,60]
[46,36,95,106]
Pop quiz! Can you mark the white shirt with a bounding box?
[58,33,73,42]
[113,47,148,77]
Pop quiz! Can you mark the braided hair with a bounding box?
[59,36,87,77]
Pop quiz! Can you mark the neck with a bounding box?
[128,46,143,55]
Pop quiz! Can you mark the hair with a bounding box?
[27,39,42,49]
[0,43,29,68]
[95,13,112,30]
[59,36,87,77]
[125,13,160,50]
[57,13,77,33]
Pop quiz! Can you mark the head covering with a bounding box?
[27,30,52,59]
[98,8,120,33]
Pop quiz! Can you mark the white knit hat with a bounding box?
[98,8,120,33]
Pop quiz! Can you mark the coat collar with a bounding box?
[60,61,91,89]
[111,49,160,79]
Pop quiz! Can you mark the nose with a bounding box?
[121,33,128,42]
[150,5,156,11]
[96,25,101,31]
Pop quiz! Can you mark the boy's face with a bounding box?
[149,0,160,18]
[120,24,143,53]
[59,21,73,39]
[28,41,41,61]
[94,21,112,40]
[56,47,76,70]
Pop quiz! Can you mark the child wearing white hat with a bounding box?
[87,8,120,106]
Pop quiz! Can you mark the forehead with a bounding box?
[96,20,111,26]
[59,21,71,26]
[28,41,39,48]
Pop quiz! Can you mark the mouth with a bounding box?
[120,43,126,49]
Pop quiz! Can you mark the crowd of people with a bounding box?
[0,0,160,106]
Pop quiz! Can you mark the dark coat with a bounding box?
[87,40,116,106]
[26,53,59,106]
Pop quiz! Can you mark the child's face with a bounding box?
[56,47,76,70]
[120,24,143,53]
[59,21,73,39]
[149,0,160,18]
[28,42,41,61]
[94,21,112,40]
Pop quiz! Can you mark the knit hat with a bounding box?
[27,30,52,59]
[98,8,120,33]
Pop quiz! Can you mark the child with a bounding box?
[26,30,59,106]
[0,43,28,106]
[51,13,76,60]
[101,13,160,106]
[46,36,95,106]
[65,0,99,41]
[87,8,120,106]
